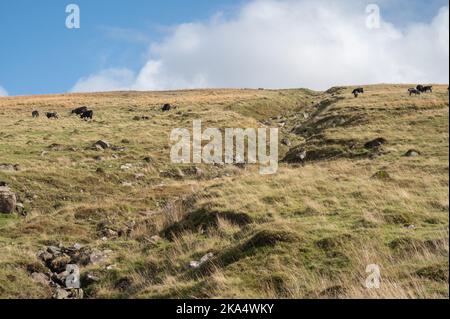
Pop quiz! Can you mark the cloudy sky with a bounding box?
[0,0,448,96]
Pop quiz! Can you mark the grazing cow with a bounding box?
[32,110,39,118]
[46,112,59,119]
[162,103,172,112]
[416,85,432,93]
[423,86,433,93]
[408,88,421,96]
[352,88,364,97]
[71,106,88,115]
[80,110,93,120]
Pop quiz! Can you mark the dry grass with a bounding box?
[0,85,448,299]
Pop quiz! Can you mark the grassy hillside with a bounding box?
[0,85,448,299]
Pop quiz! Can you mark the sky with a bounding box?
[0,0,448,96]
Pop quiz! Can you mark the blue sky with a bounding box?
[0,0,448,96]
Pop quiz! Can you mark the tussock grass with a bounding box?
[0,85,448,299]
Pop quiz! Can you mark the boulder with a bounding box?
[93,140,110,150]
[31,272,50,286]
[281,138,291,147]
[364,138,387,149]
[404,149,421,157]
[0,186,16,214]
[189,253,214,269]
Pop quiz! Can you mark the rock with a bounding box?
[53,288,70,299]
[0,163,20,172]
[404,149,421,157]
[189,261,201,269]
[93,140,110,150]
[120,163,133,171]
[364,138,387,149]
[47,246,62,256]
[0,186,17,214]
[0,181,7,187]
[281,138,291,147]
[189,253,214,269]
[84,272,101,285]
[89,250,110,265]
[31,272,49,286]
[69,288,84,299]
[121,182,133,187]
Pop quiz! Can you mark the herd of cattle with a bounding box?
[352,85,437,98]
[31,106,93,120]
[28,86,441,120]
[30,103,174,120]
[407,85,434,96]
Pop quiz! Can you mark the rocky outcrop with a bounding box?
[0,186,16,214]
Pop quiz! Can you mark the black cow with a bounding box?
[408,88,421,96]
[416,85,433,93]
[32,110,39,118]
[46,112,59,119]
[71,106,88,115]
[423,86,433,93]
[352,88,364,97]
[162,103,172,112]
[80,110,93,120]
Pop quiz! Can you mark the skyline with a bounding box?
[0,0,449,96]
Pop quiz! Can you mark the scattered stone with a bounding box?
[93,140,110,150]
[189,253,214,269]
[121,182,133,187]
[112,146,127,152]
[0,163,20,172]
[106,264,117,270]
[404,149,421,157]
[364,138,387,149]
[120,163,133,171]
[31,272,49,286]
[0,186,17,214]
[89,250,110,265]
[281,138,291,147]
[53,288,70,299]
[84,272,101,285]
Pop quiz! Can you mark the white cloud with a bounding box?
[71,0,449,92]
[0,86,8,97]
[71,68,136,93]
